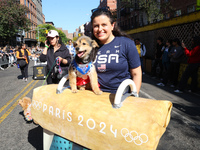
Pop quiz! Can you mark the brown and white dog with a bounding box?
[68,36,102,95]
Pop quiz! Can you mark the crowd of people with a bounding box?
[152,36,200,93]
[0,44,44,73]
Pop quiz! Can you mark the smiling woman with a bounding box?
[90,7,142,94]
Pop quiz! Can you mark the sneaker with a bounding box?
[157,83,165,86]
[22,77,25,81]
[170,84,175,88]
[25,78,28,82]
[0,67,4,70]
[174,89,183,93]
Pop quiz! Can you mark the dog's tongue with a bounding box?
[77,51,84,57]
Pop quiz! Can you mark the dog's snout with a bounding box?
[76,47,79,51]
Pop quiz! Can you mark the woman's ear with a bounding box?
[111,22,116,31]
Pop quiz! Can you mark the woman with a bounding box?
[91,7,141,94]
[16,43,31,82]
[40,30,71,84]
[174,36,200,93]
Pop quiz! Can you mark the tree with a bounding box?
[0,0,31,44]
[36,24,69,45]
[120,0,173,24]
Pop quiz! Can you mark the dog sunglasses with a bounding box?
[91,6,110,13]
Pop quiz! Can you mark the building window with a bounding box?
[174,10,181,17]
[27,1,29,8]
[187,5,195,13]
[164,13,170,20]
[24,0,26,6]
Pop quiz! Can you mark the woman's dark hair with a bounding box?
[192,36,200,48]
[166,39,172,45]
[172,38,181,46]
[90,9,132,42]
[18,43,26,49]
[157,37,163,42]
[57,36,63,45]
[134,38,140,41]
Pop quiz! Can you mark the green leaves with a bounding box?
[36,24,69,45]
[0,0,31,40]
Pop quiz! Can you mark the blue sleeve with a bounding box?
[126,39,141,69]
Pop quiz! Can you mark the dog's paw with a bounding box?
[79,87,86,90]
[71,89,78,93]
[94,90,102,95]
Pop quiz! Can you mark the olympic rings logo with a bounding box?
[32,100,42,110]
[121,128,148,145]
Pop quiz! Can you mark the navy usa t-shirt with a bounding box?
[94,36,141,93]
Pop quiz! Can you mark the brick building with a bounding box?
[18,0,45,46]
[117,0,197,31]
[56,28,73,40]
[98,0,117,10]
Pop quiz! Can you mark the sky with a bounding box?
[43,0,100,33]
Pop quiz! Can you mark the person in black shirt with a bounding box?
[40,30,71,84]
[151,37,165,79]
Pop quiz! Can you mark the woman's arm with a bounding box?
[130,66,142,94]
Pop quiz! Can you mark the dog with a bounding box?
[18,97,33,122]
[68,36,102,95]
[18,97,38,124]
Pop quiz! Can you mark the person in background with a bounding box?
[0,47,4,70]
[157,38,184,87]
[135,38,146,74]
[40,30,71,84]
[174,36,200,93]
[66,39,75,58]
[16,43,31,82]
[151,37,165,79]
[162,39,173,74]
[91,7,142,94]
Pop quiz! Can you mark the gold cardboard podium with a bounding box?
[32,83,172,150]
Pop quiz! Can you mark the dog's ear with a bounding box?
[73,41,77,47]
[89,46,99,62]
[91,40,99,48]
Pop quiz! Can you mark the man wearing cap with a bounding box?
[40,30,71,84]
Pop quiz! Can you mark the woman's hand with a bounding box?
[182,42,186,48]
[57,56,63,62]
[45,40,50,48]
[57,56,68,64]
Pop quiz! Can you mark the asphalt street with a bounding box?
[0,61,200,150]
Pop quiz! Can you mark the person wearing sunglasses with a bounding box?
[40,30,71,84]
[91,7,142,94]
